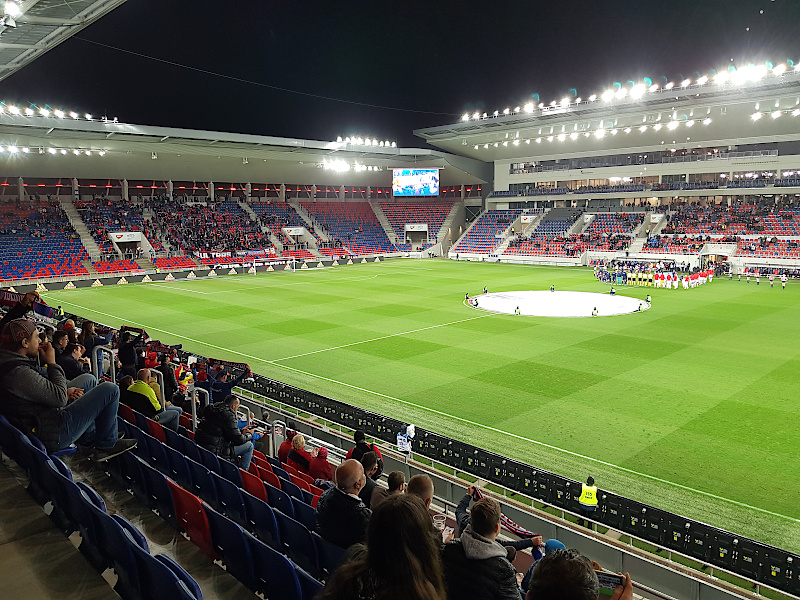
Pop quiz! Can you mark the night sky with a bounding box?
[1,0,799,148]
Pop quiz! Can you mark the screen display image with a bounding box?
[392,168,439,197]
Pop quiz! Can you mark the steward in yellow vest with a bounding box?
[577,476,598,528]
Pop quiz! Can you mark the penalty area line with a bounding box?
[48,297,799,525]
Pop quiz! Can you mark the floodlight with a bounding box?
[4,2,20,17]
[21,147,28,153]
[594,129,605,139]
[610,129,618,135]
[85,113,92,120]
[549,100,556,106]
[535,137,541,143]
[601,90,614,102]
[772,110,781,119]
[493,142,498,147]
[630,84,645,99]
[649,84,659,92]
[461,114,469,121]
[664,82,674,90]
[24,107,33,116]
[538,102,544,108]
[560,97,569,107]
[514,106,520,112]
[686,119,694,127]
[482,112,487,118]
[60,149,66,154]
[39,108,50,117]
[69,111,78,119]
[624,127,631,133]
[493,110,499,116]
[73,149,80,155]
[639,125,648,132]
[557,134,565,141]
[8,145,17,152]
[569,132,578,140]
[546,136,553,142]
[703,118,712,125]
[525,139,530,144]
[47,147,56,154]
[793,109,800,117]
[502,141,508,146]
[484,143,488,148]
[523,103,533,113]
[584,131,590,137]
[8,105,19,114]
[513,139,520,145]
[503,108,510,115]
[697,76,708,85]
[681,78,691,87]
[653,123,663,131]
[667,121,678,130]
[85,150,91,156]
[588,94,597,102]
[714,72,728,84]
[391,142,396,147]
[473,112,480,120]
[752,112,762,121]
[575,97,581,103]
[615,88,627,99]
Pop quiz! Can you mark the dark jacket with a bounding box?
[157,362,179,401]
[194,402,251,461]
[358,475,377,509]
[441,525,522,600]
[118,333,144,367]
[315,485,372,549]
[0,301,32,334]
[210,370,247,403]
[80,331,113,360]
[0,349,68,451]
[120,387,162,418]
[287,447,312,474]
[56,352,89,380]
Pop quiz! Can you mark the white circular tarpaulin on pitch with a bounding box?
[471,290,648,317]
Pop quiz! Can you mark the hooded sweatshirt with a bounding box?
[0,349,68,451]
[441,524,522,600]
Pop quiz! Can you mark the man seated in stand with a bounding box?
[526,548,632,600]
[0,318,136,461]
[315,458,372,549]
[123,368,183,430]
[371,470,405,510]
[194,394,258,471]
[358,451,380,508]
[441,497,524,600]
[56,342,92,381]
[52,330,69,360]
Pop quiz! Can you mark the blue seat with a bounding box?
[296,564,324,600]
[137,460,176,528]
[216,457,242,487]
[203,503,259,593]
[0,414,24,463]
[266,456,281,470]
[185,458,217,505]
[155,555,204,600]
[197,445,221,474]
[265,481,295,518]
[164,445,193,489]
[248,532,303,600]
[74,482,110,571]
[291,496,317,532]
[114,450,149,503]
[162,426,183,452]
[178,433,202,463]
[312,530,347,581]
[42,456,79,534]
[16,433,53,505]
[301,489,314,505]
[133,409,149,432]
[272,465,290,480]
[125,423,149,459]
[274,509,321,579]
[143,432,169,474]
[123,528,203,600]
[242,492,281,550]
[209,471,247,528]
[278,476,305,503]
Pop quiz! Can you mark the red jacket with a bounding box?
[287,447,313,474]
[278,439,292,464]
[308,456,333,481]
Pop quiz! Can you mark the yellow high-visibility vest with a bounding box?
[579,484,598,507]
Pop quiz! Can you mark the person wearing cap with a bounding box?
[210,368,248,403]
[308,446,333,482]
[278,429,296,464]
[0,318,136,462]
[520,539,566,592]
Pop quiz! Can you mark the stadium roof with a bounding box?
[0,115,492,185]
[0,0,126,83]
[416,67,800,162]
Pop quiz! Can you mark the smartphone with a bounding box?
[441,526,454,542]
[596,572,624,595]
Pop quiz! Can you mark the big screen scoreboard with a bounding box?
[392,168,439,197]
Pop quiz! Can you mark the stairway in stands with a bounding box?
[368,200,399,245]
[58,196,102,258]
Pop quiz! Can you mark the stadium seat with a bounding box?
[291,496,318,532]
[164,445,193,489]
[296,564,324,600]
[290,473,312,493]
[265,480,295,518]
[185,458,217,503]
[197,445,221,474]
[123,528,204,600]
[248,533,304,600]
[312,530,348,581]
[216,456,242,487]
[166,478,216,559]
[203,503,259,592]
[258,465,281,489]
[209,471,248,528]
[274,508,321,579]
[278,476,305,502]
[240,468,269,502]
[242,492,281,550]
[137,459,177,527]
[148,419,167,443]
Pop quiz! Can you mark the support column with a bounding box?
[366,185,371,199]
[280,183,286,203]
[72,177,79,200]
[311,184,317,200]
[122,179,129,201]
[17,177,24,201]
[208,181,214,202]
[168,180,173,201]
[339,185,345,201]
[461,184,465,201]
[245,183,251,200]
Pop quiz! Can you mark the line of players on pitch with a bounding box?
[595,266,715,289]
[730,267,788,288]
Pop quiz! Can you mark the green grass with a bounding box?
[42,260,800,552]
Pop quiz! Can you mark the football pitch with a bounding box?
[42,260,800,552]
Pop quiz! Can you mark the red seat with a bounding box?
[240,468,269,502]
[289,473,311,493]
[297,472,314,485]
[253,449,267,462]
[179,414,193,430]
[253,456,273,472]
[118,403,135,425]
[147,418,166,443]
[308,483,324,497]
[281,462,299,476]
[166,478,216,559]
[258,466,281,490]
[311,495,320,509]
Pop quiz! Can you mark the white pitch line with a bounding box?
[271,314,493,361]
[47,296,800,524]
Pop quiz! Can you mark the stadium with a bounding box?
[0,2,799,600]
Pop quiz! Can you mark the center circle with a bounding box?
[469,290,649,317]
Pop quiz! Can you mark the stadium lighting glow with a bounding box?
[24,107,33,116]
[615,88,627,99]
[461,114,469,121]
[85,113,92,120]
[752,112,762,121]
[323,158,350,172]
[4,2,20,17]
[667,120,679,130]
[84,150,91,156]
[503,108,510,115]
[703,118,712,125]
[546,136,553,142]
[483,143,488,148]
[697,76,708,85]
[681,79,691,87]
[8,105,19,115]
[664,82,674,90]
[69,111,78,119]
[472,112,480,120]
[649,84,659,92]
[72,149,80,155]
[512,106,519,113]
[686,119,694,127]
[560,97,570,107]
[601,90,615,102]
[570,132,578,140]
[391,142,396,147]
[524,103,534,113]
[557,133,565,141]
[653,123,663,131]
[610,129,618,135]
[772,110,781,119]
[8,145,17,153]
[793,109,800,117]
[60,149,66,155]
[588,94,597,102]
[513,139,520,145]
[525,139,530,144]
[714,72,729,84]
[624,127,631,133]
[594,128,605,139]
[21,147,28,153]
[630,84,645,99]
[535,138,541,143]
[502,141,508,146]
[639,125,648,132]
[47,147,56,154]
[493,142,498,147]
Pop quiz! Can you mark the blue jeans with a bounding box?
[58,381,121,451]
[155,405,182,430]
[233,441,254,471]
[68,373,98,393]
